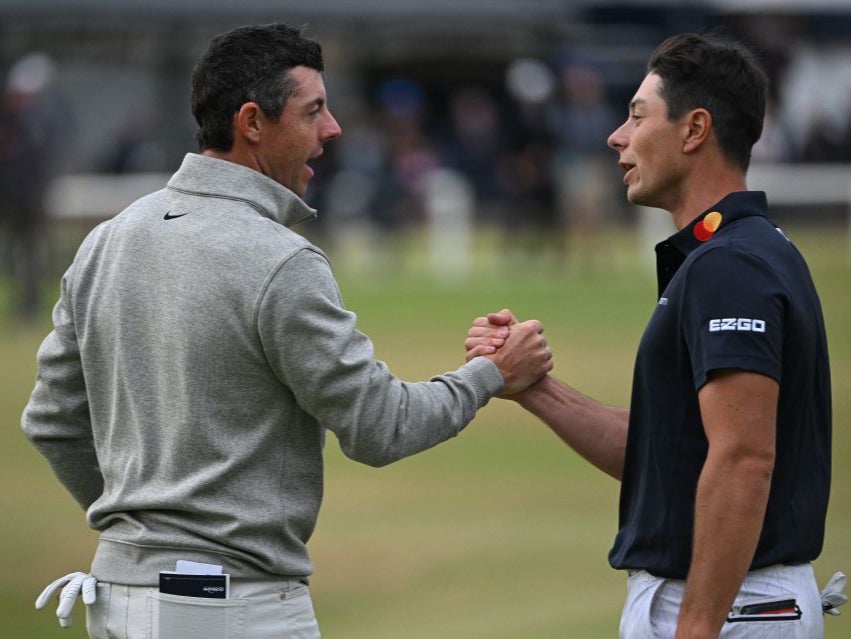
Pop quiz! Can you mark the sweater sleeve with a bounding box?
[256,248,504,467]
[21,263,103,509]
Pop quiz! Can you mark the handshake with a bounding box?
[464,308,553,396]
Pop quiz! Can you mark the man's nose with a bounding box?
[323,112,342,141]
[608,121,628,151]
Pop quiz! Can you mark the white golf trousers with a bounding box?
[86,578,320,639]
[620,563,824,638]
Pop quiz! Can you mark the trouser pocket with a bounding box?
[152,592,247,639]
[620,571,666,639]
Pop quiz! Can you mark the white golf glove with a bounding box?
[35,571,97,628]
[820,571,848,616]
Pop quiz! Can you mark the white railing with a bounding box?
[748,163,851,263]
[45,172,171,222]
[747,163,851,206]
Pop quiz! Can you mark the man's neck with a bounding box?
[202,147,261,174]
[670,163,748,230]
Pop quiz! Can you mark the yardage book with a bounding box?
[159,561,230,599]
[159,572,229,598]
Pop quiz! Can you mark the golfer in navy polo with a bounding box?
[466,33,843,638]
[609,189,832,637]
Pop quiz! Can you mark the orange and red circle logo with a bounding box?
[694,211,723,241]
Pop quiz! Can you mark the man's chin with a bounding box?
[626,187,652,209]
[626,188,642,206]
[284,177,308,198]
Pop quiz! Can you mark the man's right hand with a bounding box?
[465,308,517,360]
[465,309,552,395]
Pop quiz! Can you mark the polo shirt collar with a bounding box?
[667,191,768,255]
[654,191,768,296]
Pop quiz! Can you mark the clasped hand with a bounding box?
[465,308,552,395]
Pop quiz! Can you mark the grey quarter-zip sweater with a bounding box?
[22,153,504,585]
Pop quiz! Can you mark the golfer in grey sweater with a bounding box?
[22,23,552,639]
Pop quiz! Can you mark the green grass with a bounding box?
[2,225,849,638]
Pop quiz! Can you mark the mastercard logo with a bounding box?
[694,211,723,241]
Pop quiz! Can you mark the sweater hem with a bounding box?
[90,538,311,586]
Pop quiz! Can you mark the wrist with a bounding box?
[508,373,552,404]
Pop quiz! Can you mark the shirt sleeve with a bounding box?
[21,262,104,510]
[682,246,786,390]
[256,248,504,467]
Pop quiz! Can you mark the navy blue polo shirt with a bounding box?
[609,191,832,579]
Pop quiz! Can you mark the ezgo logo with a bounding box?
[708,318,766,333]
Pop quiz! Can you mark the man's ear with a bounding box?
[234,102,263,144]
[682,108,712,154]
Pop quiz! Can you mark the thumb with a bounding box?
[486,308,517,326]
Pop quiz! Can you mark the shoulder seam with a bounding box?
[252,246,331,331]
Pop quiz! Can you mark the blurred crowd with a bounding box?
[303,38,851,271]
[307,56,624,271]
[1,22,851,320]
[0,53,67,321]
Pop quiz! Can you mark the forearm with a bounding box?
[331,356,503,467]
[676,453,773,638]
[513,374,628,480]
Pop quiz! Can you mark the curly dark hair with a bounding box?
[648,33,768,172]
[191,23,324,152]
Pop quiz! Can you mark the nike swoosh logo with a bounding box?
[163,211,188,220]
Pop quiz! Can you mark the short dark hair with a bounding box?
[191,23,324,152]
[648,33,767,172]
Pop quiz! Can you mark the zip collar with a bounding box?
[166,153,317,228]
